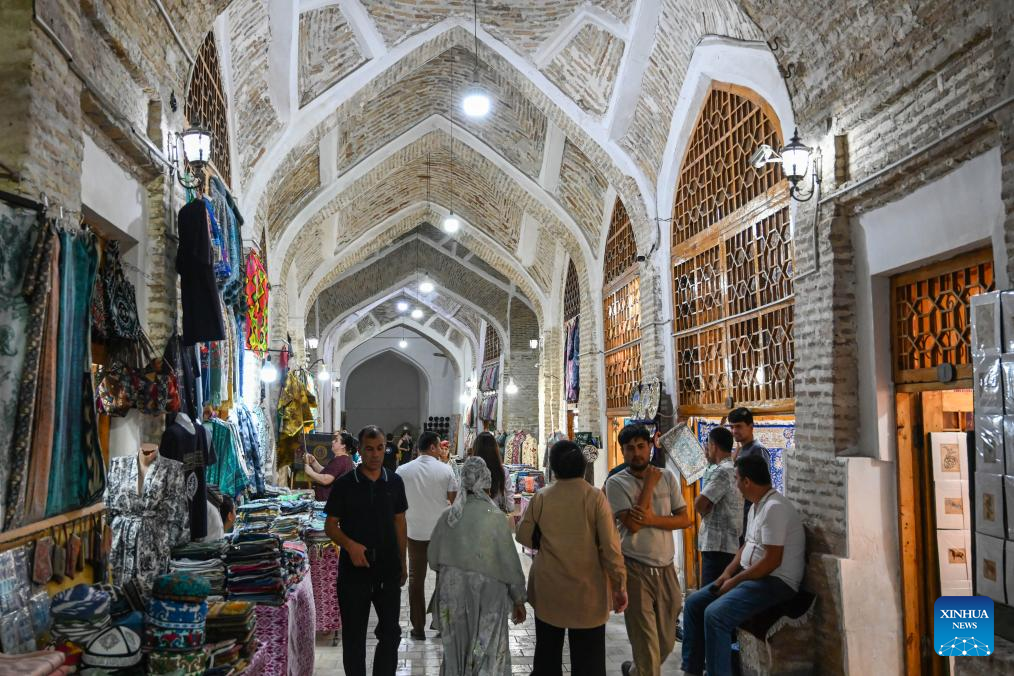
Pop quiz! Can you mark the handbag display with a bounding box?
[102,240,143,341]
[32,537,53,585]
[95,333,180,416]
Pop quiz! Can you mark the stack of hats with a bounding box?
[81,624,142,674]
[99,581,145,636]
[171,541,227,596]
[224,533,285,605]
[51,584,111,659]
[144,572,210,675]
[204,600,257,675]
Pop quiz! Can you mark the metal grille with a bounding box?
[670,84,793,414]
[671,86,781,246]
[604,276,641,352]
[483,327,501,364]
[605,344,642,411]
[563,260,580,322]
[185,32,232,188]
[891,248,994,383]
[604,198,636,287]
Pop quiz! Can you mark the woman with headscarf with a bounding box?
[428,457,527,675]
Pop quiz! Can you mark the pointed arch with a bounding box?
[670,83,794,415]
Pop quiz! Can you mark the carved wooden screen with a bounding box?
[603,198,641,412]
[185,32,232,188]
[563,260,580,322]
[671,83,793,415]
[891,247,994,384]
[483,326,502,364]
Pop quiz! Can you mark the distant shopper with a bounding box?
[469,431,514,512]
[681,453,805,676]
[429,457,527,675]
[695,427,743,587]
[396,431,458,640]
[397,431,414,465]
[304,431,356,502]
[728,407,769,539]
[604,425,691,676]
[517,440,627,676]
[383,433,399,472]
[324,426,408,676]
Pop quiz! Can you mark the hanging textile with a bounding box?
[47,229,104,518]
[205,418,248,499]
[479,393,498,422]
[105,454,189,592]
[565,318,580,403]
[479,363,499,392]
[231,404,265,496]
[204,197,231,283]
[250,405,275,485]
[160,413,213,540]
[244,251,268,355]
[0,204,47,529]
[176,199,226,346]
[210,177,246,312]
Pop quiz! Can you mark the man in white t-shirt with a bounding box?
[680,453,805,676]
[396,431,458,640]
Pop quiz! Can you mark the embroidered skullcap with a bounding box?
[151,571,211,602]
[82,625,142,669]
[51,584,110,620]
[147,649,208,674]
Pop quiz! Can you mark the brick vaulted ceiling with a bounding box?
[216,0,766,331]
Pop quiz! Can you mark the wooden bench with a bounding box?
[736,590,817,676]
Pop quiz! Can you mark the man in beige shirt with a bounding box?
[605,425,691,676]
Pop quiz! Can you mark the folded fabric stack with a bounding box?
[204,601,257,675]
[278,497,311,515]
[224,534,285,606]
[81,625,142,674]
[282,541,309,585]
[0,649,73,676]
[171,542,227,596]
[144,573,210,675]
[235,500,279,533]
[269,514,305,541]
[51,585,111,650]
[304,509,330,548]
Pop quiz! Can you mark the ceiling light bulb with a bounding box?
[442,213,460,234]
[333,380,341,389]
[396,301,409,312]
[529,338,539,350]
[505,377,519,395]
[419,278,435,293]
[462,88,491,118]
[399,339,408,349]
[411,308,424,320]
[259,358,278,383]
[317,367,330,382]
[307,337,319,350]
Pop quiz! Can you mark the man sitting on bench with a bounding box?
[680,453,806,676]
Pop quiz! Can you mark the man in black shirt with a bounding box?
[728,407,771,541]
[325,425,408,676]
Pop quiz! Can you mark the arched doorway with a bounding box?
[344,351,426,436]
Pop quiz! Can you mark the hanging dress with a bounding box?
[176,199,226,346]
[105,454,189,593]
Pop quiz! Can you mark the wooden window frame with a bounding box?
[603,197,642,417]
[185,32,232,189]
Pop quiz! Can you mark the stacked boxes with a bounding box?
[932,432,972,595]
[970,291,1014,604]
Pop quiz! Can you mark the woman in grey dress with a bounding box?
[428,457,527,675]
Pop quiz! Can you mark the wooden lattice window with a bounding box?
[185,32,232,188]
[483,327,501,364]
[563,260,580,322]
[604,276,641,352]
[891,248,995,384]
[604,198,637,287]
[671,83,793,415]
[605,344,642,411]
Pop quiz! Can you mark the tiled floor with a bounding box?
[313,549,686,675]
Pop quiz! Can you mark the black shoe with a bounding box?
[410,630,426,640]
[621,661,633,676]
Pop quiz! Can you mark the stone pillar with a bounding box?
[501,302,539,433]
[539,326,563,441]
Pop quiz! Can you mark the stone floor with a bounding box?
[313,549,686,675]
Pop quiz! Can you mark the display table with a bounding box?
[246,573,316,675]
[308,545,340,635]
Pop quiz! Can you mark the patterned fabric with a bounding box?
[309,546,340,633]
[147,649,207,674]
[433,566,519,676]
[565,318,580,403]
[204,197,231,283]
[0,202,42,527]
[100,240,142,341]
[695,420,792,494]
[211,177,246,312]
[205,419,249,498]
[244,250,268,355]
[5,221,54,529]
[250,405,275,485]
[105,455,190,593]
[151,573,211,603]
[253,573,316,676]
[232,404,265,495]
[698,458,743,554]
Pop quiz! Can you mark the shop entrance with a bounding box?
[890,247,993,675]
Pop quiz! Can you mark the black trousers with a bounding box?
[532,615,606,676]
[338,569,402,676]
[700,550,736,589]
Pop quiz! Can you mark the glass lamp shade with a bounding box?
[462,88,491,118]
[181,127,212,166]
[259,358,278,383]
[505,377,519,395]
[306,337,319,350]
[418,278,435,293]
[529,338,539,349]
[411,308,424,320]
[779,131,811,182]
[442,213,461,234]
[396,301,409,312]
[399,339,409,349]
[317,367,330,382]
